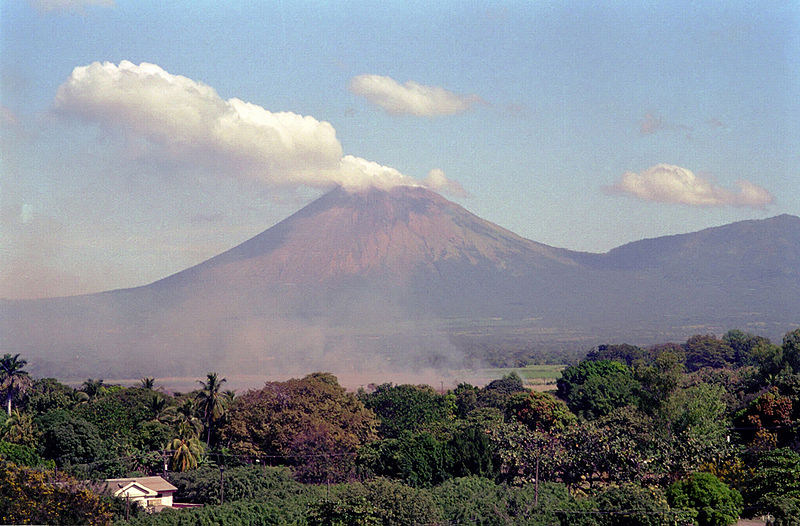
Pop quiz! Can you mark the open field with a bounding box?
[59,364,566,394]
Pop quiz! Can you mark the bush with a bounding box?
[169,464,310,505]
[118,500,306,526]
[322,478,441,526]
[667,472,742,526]
[506,482,575,526]
[432,476,508,525]
[0,440,50,467]
[0,461,111,525]
[592,484,672,526]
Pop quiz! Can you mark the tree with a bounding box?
[723,330,772,367]
[360,383,453,439]
[507,390,576,432]
[307,497,381,526]
[0,353,32,416]
[586,343,646,367]
[169,423,205,472]
[591,406,670,485]
[487,421,565,486]
[72,386,155,452]
[736,387,794,451]
[147,393,169,421]
[21,377,77,414]
[684,335,735,371]
[557,360,641,419]
[745,448,800,524]
[783,328,800,373]
[81,378,106,399]
[667,472,742,526]
[448,423,500,480]
[432,476,508,525]
[0,440,48,467]
[139,377,156,389]
[357,432,452,488]
[196,372,227,447]
[660,383,731,475]
[222,372,377,483]
[635,348,684,413]
[37,410,104,468]
[170,398,203,437]
[478,373,527,411]
[319,478,442,526]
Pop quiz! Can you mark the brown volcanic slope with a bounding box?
[2,185,799,379]
[155,185,576,287]
[146,185,586,323]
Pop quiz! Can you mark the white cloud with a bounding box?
[28,0,113,13]
[423,168,468,198]
[610,164,773,208]
[349,74,482,116]
[54,61,455,192]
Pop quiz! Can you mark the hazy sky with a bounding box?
[2,0,799,299]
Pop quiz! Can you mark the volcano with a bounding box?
[2,186,799,380]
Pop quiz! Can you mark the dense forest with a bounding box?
[1,328,800,525]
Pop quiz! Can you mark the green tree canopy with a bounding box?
[359,383,453,439]
[635,347,684,413]
[667,472,742,526]
[37,410,104,468]
[660,383,731,474]
[557,360,641,419]
[20,377,77,414]
[586,343,646,367]
[783,328,800,373]
[745,448,800,523]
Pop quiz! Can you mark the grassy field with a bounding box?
[482,364,565,389]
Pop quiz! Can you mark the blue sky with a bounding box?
[1,0,799,298]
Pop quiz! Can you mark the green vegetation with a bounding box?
[2,327,800,524]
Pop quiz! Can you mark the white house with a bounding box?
[105,476,177,510]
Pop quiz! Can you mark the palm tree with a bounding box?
[172,398,203,436]
[81,378,106,399]
[196,372,227,447]
[169,422,205,472]
[0,353,32,416]
[147,393,169,421]
[140,377,156,390]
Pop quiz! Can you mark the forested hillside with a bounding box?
[2,328,800,525]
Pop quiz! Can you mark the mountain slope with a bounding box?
[1,186,798,379]
[152,186,577,288]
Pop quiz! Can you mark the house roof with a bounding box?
[105,476,177,493]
